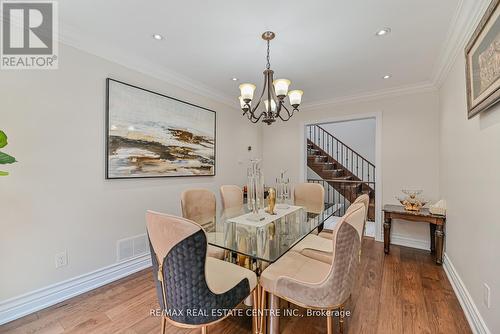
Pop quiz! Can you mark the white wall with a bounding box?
[319,118,376,164]
[439,56,500,333]
[0,44,262,301]
[262,90,440,246]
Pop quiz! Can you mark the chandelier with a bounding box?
[238,31,303,125]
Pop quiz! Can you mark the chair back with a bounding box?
[220,185,244,211]
[272,203,365,309]
[327,202,365,302]
[181,188,216,227]
[294,183,325,214]
[352,193,370,220]
[344,194,369,241]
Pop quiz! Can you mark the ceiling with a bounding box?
[60,0,461,106]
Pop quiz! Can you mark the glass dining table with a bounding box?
[202,203,342,275]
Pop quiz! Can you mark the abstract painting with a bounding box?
[106,79,216,178]
[466,0,500,118]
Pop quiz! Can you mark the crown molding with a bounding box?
[432,0,492,87]
[58,22,236,109]
[301,81,437,111]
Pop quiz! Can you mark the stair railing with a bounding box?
[307,124,375,185]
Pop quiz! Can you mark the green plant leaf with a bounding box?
[0,170,8,176]
[0,151,16,164]
[0,131,7,148]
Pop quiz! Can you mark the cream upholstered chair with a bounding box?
[181,188,225,259]
[293,194,369,264]
[260,203,366,334]
[291,201,366,264]
[219,185,248,267]
[294,182,325,214]
[318,194,370,240]
[220,185,244,211]
[146,211,257,334]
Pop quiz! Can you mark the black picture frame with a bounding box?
[105,78,216,179]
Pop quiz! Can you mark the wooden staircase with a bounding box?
[306,125,376,221]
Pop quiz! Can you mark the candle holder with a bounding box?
[246,159,265,221]
[276,169,290,209]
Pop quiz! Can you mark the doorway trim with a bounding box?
[299,112,383,242]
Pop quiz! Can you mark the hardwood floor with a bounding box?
[0,239,471,334]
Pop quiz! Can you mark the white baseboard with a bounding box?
[443,253,491,334]
[390,233,429,251]
[364,221,376,238]
[0,254,152,325]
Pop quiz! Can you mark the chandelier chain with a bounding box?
[266,40,271,69]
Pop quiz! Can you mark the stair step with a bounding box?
[322,169,344,177]
[333,176,352,180]
[309,160,330,166]
[321,164,339,171]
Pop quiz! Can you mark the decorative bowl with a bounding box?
[397,189,427,211]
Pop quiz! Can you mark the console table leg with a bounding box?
[429,224,436,254]
[384,217,391,254]
[435,225,444,265]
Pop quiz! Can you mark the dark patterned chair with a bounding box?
[146,211,257,334]
[260,203,366,334]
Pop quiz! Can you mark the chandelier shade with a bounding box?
[237,31,303,125]
[273,79,291,97]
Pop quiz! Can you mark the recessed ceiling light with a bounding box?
[152,34,164,40]
[231,77,238,81]
[383,75,392,79]
[375,28,391,36]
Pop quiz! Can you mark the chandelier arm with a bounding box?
[266,70,272,116]
[249,111,265,123]
[276,100,283,115]
[277,103,293,121]
[250,72,269,114]
[269,71,281,117]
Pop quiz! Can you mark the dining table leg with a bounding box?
[259,285,267,334]
[268,293,280,334]
[252,288,259,334]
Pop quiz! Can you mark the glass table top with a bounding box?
[199,204,342,264]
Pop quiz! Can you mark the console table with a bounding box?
[383,204,446,265]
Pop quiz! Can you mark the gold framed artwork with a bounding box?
[466,0,500,118]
